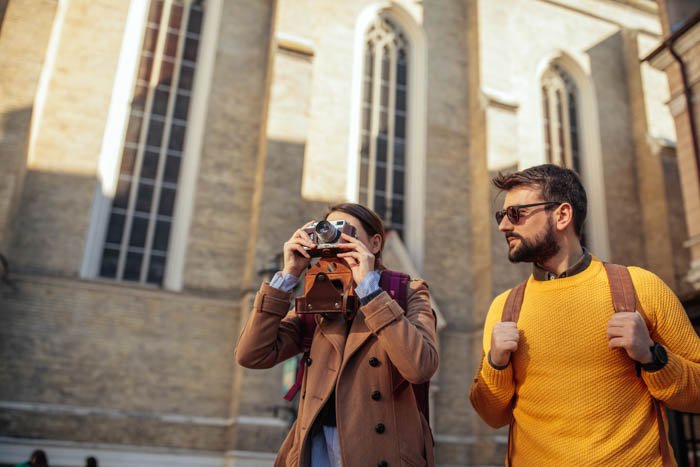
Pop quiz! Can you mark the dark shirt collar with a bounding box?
[533,248,591,281]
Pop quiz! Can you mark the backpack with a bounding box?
[499,263,672,467]
[283,270,434,427]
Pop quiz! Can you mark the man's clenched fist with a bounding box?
[490,321,520,368]
[607,311,654,364]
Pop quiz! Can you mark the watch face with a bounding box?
[653,343,668,365]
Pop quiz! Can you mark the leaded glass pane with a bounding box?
[137,56,153,82]
[174,92,190,120]
[163,155,181,183]
[129,216,148,248]
[358,15,410,238]
[99,248,119,278]
[542,64,582,174]
[187,3,203,34]
[135,182,154,213]
[153,221,171,251]
[376,136,387,164]
[153,89,169,116]
[123,252,143,281]
[106,213,126,244]
[120,146,137,176]
[146,118,164,147]
[147,254,166,284]
[394,141,404,167]
[169,4,183,29]
[141,150,160,180]
[114,179,131,209]
[158,186,176,216]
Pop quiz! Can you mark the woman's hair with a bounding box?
[324,202,386,268]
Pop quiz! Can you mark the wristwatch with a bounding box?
[638,342,668,373]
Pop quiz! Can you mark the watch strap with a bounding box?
[639,343,667,373]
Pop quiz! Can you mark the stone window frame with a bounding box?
[541,63,581,174]
[81,0,222,290]
[536,52,611,260]
[347,2,427,271]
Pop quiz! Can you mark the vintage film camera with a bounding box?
[302,220,357,257]
[296,220,360,320]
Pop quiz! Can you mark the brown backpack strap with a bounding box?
[502,280,527,323]
[603,263,673,467]
[603,263,636,313]
[501,279,527,467]
[654,399,674,467]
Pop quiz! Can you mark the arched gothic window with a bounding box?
[359,15,409,238]
[542,63,581,173]
[98,0,205,285]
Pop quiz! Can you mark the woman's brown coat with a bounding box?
[235,279,439,467]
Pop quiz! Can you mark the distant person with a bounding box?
[15,450,48,467]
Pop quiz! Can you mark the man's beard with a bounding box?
[506,220,560,264]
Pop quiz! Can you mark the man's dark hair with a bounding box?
[29,450,48,467]
[492,164,587,237]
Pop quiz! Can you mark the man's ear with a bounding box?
[554,203,575,232]
[370,233,383,255]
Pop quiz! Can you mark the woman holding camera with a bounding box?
[236,203,439,467]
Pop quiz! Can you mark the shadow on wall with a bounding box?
[254,138,328,274]
[588,30,689,291]
[587,30,645,266]
[0,106,33,242]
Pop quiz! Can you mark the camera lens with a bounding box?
[315,220,340,243]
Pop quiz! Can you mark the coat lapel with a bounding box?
[342,311,373,364]
[317,314,347,359]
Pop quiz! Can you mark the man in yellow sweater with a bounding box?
[469,164,700,466]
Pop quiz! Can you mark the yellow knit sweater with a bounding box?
[470,258,700,466]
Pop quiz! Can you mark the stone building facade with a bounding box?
[647,0,700,305]
[645,1,700,464]
[0,0,691,466]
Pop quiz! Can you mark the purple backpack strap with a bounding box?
[380,269,410,307]
[380,270,434,428]
[283,313,316,401]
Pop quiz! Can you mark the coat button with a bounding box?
[305,357,313,366]
[371,390,381,401]
[369,357,380,367]
[378,461,388,467]
[375,423,385,434]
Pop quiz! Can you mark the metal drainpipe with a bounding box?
[668,40,700,188]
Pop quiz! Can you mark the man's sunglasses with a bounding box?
[495,201,561,226]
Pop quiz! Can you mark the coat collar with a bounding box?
[317,313,347,358]
[343,311,373,363]
[317,310,374,365]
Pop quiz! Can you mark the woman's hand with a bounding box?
[282,222,316,278]
[336,232,375,285]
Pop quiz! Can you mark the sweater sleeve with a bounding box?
[361,279,439,384]
[469,291,516,428]
[235,282,303,369]
[632,268,700,413]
